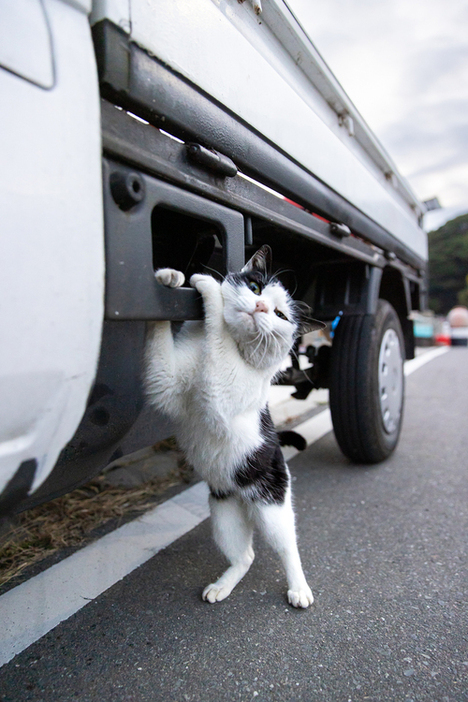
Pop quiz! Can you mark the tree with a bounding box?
[428,214,468,314]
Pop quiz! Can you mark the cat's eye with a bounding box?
[275,308,288,321]
[248,281,261,295]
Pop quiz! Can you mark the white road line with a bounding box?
[404,345,449,375]
[0,482,210,667]
[0,346,450,667]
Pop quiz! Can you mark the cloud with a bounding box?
[286,0,468,209]
[381,100,468,166]
[406,43,468,97]
[379,94,468,204]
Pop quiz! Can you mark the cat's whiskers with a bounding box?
[268,268,294,286]
[259,341,273,368]
[249,328,267,364]
[288,340,302,368]
[201,264,225,281]
[259,328,278,369]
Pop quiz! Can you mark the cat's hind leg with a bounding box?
[252,486,313,608]
[203,494,255,603]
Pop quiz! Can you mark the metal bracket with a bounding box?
[103,158,245,320]
[186,143,237,177]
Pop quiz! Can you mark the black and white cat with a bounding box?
[145,246,324,608]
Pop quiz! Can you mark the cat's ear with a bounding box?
[294,300,326,335]
[241,245,272,276]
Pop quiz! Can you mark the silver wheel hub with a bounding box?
[378,328,403,434]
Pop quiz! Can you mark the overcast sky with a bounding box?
[287,0,468,229]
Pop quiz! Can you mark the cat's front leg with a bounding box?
[147,268,185,365]
[145,268,186,415]
[190,274,224,336]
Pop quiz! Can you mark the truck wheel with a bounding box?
[329,300,405,463]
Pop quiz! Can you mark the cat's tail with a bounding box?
[277,430,307,451]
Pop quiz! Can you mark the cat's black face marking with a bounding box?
[227,269,269,293]
[233,407,289,505]
[242,244,272,277]
[228,243,272,291]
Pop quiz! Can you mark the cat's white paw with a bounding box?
[287,586,314,609]
[190,273,219,293]
[155,268,185,288]
[202,583,233,603]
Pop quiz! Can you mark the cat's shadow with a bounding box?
[289,432,395,478]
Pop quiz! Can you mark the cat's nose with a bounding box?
[255,300,269,313]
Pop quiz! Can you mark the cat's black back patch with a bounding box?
[234,407,289,504]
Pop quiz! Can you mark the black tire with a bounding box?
[329,300,405,464]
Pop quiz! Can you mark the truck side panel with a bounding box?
[0,0,104,499]
[128,0,427,261]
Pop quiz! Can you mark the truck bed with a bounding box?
[92,0,427,265]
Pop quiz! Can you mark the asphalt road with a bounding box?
[1,349,467,702]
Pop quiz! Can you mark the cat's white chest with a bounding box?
[178,407,263,490]
[172,341,270,489]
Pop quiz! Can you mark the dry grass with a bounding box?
[0,440,191,590]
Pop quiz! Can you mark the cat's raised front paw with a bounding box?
[155,268,185,288]
[202,582,233,603]
[287,586,314,609]
[189,273,219,293]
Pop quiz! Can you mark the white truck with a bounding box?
[0,0,428,516]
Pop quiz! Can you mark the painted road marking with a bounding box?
[0,482,210,667]
[404,344,449,375]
